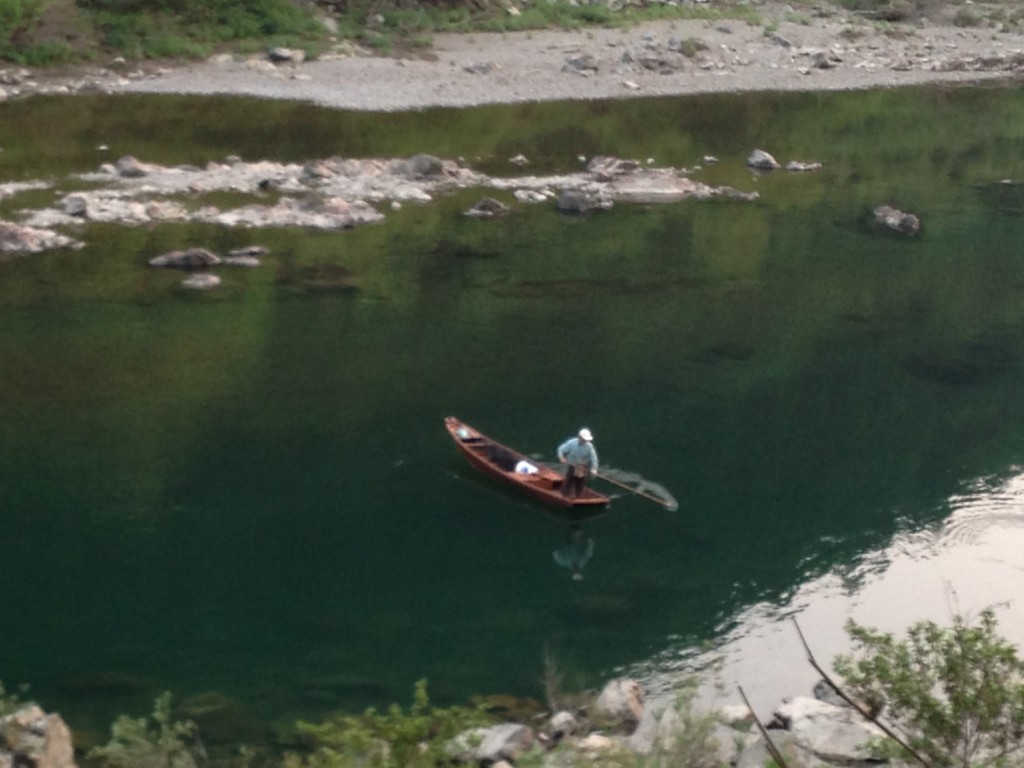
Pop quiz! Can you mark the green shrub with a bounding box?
[0,0,45,58]
[86,692,203,768]
[952,6,984,27]
[676,36,708,58]
[835,608,1024,768]
[12,38,74,63]
[284,679,494,768]
[80,0,322,58]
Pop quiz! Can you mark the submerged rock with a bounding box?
[181,272,221,290]
[873,204,920,235]
[786,160,823,172]
[464,197,511,218]
[149,247,221,269]
[278,264,359,294]
[176,690,270,746]
[228,245,270,258]
[0,221,82,254]
[222,255,261,267]
[557,189,613,214]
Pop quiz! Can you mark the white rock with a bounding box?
[718,703,755,727]
[577,733,617,753]
[181,272,221,290]
[595,678,645,731]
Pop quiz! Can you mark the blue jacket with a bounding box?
[558,437,598,472]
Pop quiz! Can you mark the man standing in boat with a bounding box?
[557,428,598,499]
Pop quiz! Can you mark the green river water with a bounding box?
[3,85,1024,737]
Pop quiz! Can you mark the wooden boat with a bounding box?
[445,416,610,509]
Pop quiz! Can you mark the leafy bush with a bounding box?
[0,0,47,59]
[0,0,44,43]
[86,692,203,768]
[951,6,984,27]
[80,0,323,58]
[284,679,494,768]
[834,608,1024,768]
[675,36,708,58]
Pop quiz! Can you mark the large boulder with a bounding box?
[771,696,886,763]
[737,730,829,768]
[548,711,578,740]
[632,699,751,764]
[0,706,76,768]
[746,149,780,170]
[594,678,644,733]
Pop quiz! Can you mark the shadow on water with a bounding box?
[973,179,1024,216]
[904,334,1018,386]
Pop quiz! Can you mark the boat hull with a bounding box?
[445,417,610,509]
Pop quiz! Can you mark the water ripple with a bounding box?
[941,470,1024,546]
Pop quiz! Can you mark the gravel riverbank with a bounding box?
[13,6,1024,111]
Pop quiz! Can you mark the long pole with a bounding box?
[738,685,789,768]
[593,472,674,509]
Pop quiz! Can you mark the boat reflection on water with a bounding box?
[553,522,595,581]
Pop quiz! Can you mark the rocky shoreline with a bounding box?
[0,675,896,768]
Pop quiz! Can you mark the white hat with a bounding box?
[578,428,593,442]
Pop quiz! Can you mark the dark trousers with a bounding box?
[563,465,587,498]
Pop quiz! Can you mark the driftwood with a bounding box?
[738,685,789,768]
[791,617,932,768]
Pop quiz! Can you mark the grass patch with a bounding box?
[952,5,985,26]
[326,0,756,50]
[0,0,325,62]
[675,35,708,57]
